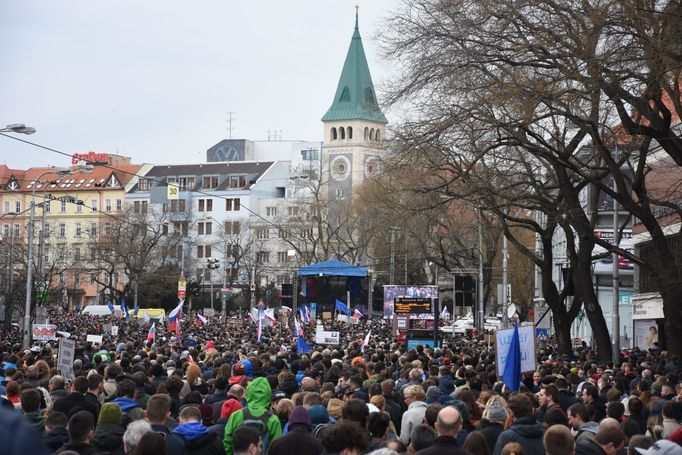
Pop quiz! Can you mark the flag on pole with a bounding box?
[134,304,140,317]
[257,316,263,343]
[168,301,183,332]
[281,305,292,314]
[352,308,364,319]
[196,314,207,327]
[298,305,311,323]
[502,323,522,391]
[335,300,350,315]
[361,330,371,352]
[440,306,450,320]
[295,317,312,354]
[147,322,156,342]
[107,300,115,314]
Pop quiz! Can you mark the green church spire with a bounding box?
[321,9,387,124]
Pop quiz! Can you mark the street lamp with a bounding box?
[0,123,36,135]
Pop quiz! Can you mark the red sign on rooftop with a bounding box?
[72,151,109,165]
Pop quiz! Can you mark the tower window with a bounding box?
[340,127,346,140]
[375,129,381,141]
[364,127,369,140]
[339,86,351,102]
[347,126,353,139]
[331,127,338,140]
[365,87,376,105]
[370,128,375,141]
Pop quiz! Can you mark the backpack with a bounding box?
[239,407,272,454]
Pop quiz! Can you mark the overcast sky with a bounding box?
[0,0,395,169]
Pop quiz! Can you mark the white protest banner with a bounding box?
[58,338,76,381]
[32,324,57,341]
[315,327,340,345]
[86,334,103,344]
[495,324,537,377]
[111,326,119,337]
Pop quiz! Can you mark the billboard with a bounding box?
[383,286,438,319]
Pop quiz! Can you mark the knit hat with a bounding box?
[426,386,441,403]
[220,399,242,420]
[199,403,213,420]
[308,404,330,425]
[288,406,312,429]
[327,398,344,420]
[487,402,508,423]
[98,403,123,426]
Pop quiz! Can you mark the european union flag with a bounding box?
[502,323,522,392]
[297,334,312,354]
[335,300,350,315]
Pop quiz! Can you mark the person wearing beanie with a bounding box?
[209,399,242,438]
[267,406,324,455]
[93,403,126,455]
[426,386,442,404]
[480,399,508,452]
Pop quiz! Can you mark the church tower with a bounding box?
[321,9,387,203]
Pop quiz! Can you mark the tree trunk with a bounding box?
[554,312,574,357]
[660,284,682,355]
[573,254,612,362]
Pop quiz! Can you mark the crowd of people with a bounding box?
[0,306,681,455]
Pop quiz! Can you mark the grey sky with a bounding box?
[0,0,393,169]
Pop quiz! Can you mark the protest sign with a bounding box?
[495,324,537,377]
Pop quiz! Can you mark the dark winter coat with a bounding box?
[558,389,579,412]
[479,419,504,453]
[492,416,545,455]
[575,439,608,455]
[44,426,70,452]
[180,431,223,455]
[53,392,99,420]
[415,435,473,455]
[150,423,187,455]
[92,423,125,455]
[55,441,101,455]
[266,428,324,455]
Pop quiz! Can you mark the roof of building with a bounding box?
[321,11,387,124]
[0,163,141,193]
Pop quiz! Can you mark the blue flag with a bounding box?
[107,300,115,314]
[297,334,312,353]
[335,300,350,315]
[120,299,130,321]
[502,323,522,392]
[134,304,139,317]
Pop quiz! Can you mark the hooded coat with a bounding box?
[492,416,545,455]
[92,423,125,455]
[174,422,223,455]
[222,377,282,455]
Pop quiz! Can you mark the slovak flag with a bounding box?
[196,314,207,327]
[299,305,311,323]
[168,301,183,332]
[147,322,156,342]
[352,308,364,319]
[294,317,304,337]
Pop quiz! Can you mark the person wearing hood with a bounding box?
[174,405,223,455]
[111,379,145,422]
[223,377,282,455]
[268,406,324,455]
[493,393,545,455]
[480,398,508,453]
[93,403,125,455]
[44,411,70,453]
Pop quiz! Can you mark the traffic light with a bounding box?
[207,258,220,270]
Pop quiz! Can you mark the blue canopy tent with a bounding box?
[296,260,369,316]
[299,260,368,277]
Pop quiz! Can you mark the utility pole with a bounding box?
[502,235,509,329]
[477,207,485,333]
[612,145,621,362]
[389,227,397,285]
[23,201,36,348]
[250,266,256,312]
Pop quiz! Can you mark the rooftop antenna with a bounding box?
[224,111,236,139]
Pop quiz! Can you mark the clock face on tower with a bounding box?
[330,156,351,181]
[364,156,380,178]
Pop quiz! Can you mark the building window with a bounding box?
[179,176,195,191]
[266,206,277,217]
[197,245,212,258]
[198,221,213,235]
[91,200,97,212]
[14,201,21,213]
[347,126,353,139]
[104,223,112,236]
[75,223,82,237]
[279,228,291,239]
[105,199,112,211]
[226,198,241,211]
[76,203,82,213]
[376,129,381,141]
[44,201,51,213]
[256,251,269,264]
[225,221,240,235]
[162,223,168,235]
[301,149,318,161]
[141,201,148,214]
[277,251,289,263]
[13,224,19,237]
[287,206,299,217]
[198,199,213,212]
[138,178,149,191]
[173,222,189,236]
[336,188,345,199]
[230,175,247,188]
[331,127,337,140]
[74,273,80,285]
[61,200,67,212]
[203,176,219,189]
[2,224,8,237]
[228,244,240,257]
[3,201,9,214]
[89,273,96,285]
[340,127,346,140]
[74,247,81,261]
[256,228,269,239]
[116,199,122,211]
[90,222,97,237]
[234,198,240,211]
[59,223,66,237]
[90,248,96,261]
[134,201,141,213]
